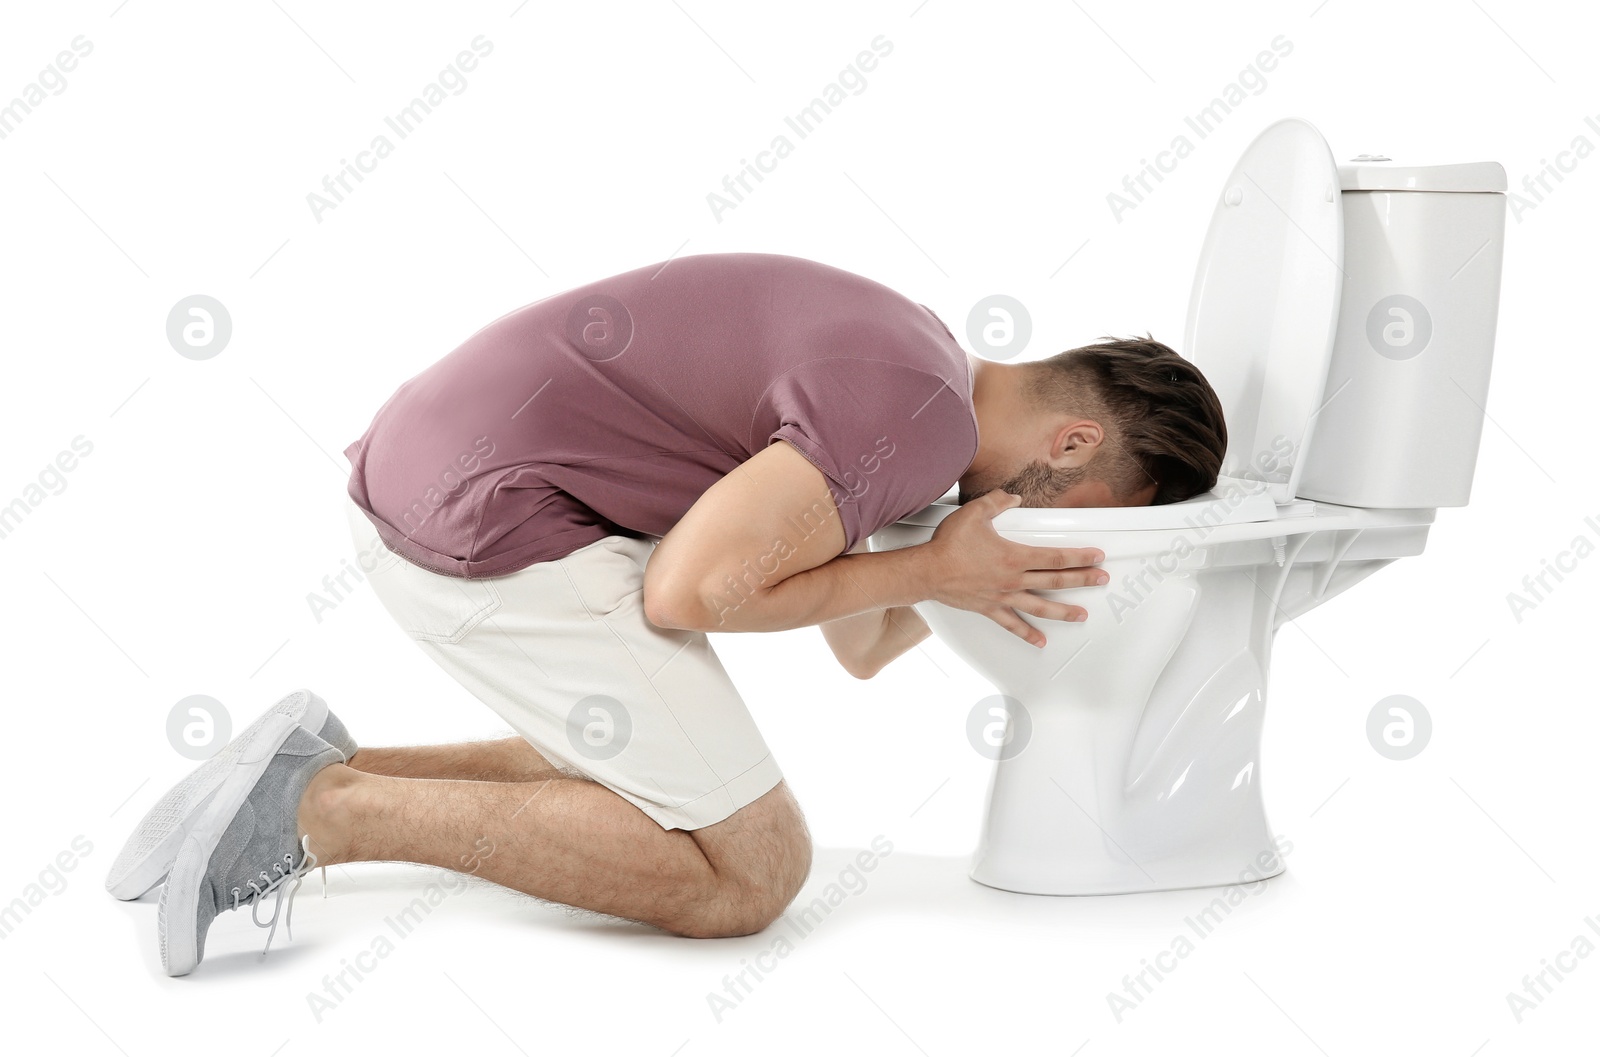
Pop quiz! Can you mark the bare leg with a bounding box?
[344,737,568,783]
[297,764,811,937]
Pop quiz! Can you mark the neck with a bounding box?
[966,355,1029,479]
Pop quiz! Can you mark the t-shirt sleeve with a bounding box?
[763,357,977,553]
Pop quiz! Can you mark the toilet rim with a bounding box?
[883,475,1436,544]
[895,475,1280,531]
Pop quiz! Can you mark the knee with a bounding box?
[669,812,812,939]
[673,855,811,939]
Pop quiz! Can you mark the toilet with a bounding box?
[869,118,1507,895]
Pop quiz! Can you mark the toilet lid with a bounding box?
[1182,118,1345,506]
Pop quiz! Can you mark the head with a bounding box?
[959,335,1227,508]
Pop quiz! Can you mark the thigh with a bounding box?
[390,530,786,831]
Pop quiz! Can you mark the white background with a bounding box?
[1,1,1595,1053]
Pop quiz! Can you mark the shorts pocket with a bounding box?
[558,536,654,621]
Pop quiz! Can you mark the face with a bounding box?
[958,459,1158,508]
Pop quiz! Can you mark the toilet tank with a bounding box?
[1295,159,1507,508]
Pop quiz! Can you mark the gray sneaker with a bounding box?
[106,689,357,901]
[158,720,344,976]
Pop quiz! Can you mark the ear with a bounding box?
[1051,419,1106,468]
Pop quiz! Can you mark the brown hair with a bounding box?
[1025,335,1227,505]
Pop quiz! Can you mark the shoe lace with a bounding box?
[228,834,320,957]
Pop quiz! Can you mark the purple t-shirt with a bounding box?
[344,252,978,579]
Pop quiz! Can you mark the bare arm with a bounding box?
[642,440,928,633]
[643,439,1107,647]
[820,605,933,680]
[817,541,933,679]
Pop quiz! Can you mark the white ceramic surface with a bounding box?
[873,117,1507,896]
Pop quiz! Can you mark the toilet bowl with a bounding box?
[870,118,1507,895]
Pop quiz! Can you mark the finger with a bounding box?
[1012,543,1104,570]
[1004,592,1087,623]
[1017,568,1108,591]
[979,490,1022,518]
[985,606,1045,648]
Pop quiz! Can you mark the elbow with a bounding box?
[844,660,880,681]
[836,645,883,680]
[643,587,701,631]
[643,580,720,632]
[643,564,765,632]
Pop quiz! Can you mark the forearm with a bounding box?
[703,543,934,633]
[822,604,932,679]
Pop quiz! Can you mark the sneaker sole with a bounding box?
[159,707,307,977]
[108,689,334,902]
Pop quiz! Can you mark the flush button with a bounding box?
[1224,185,1244,206]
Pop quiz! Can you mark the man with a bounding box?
[108,252,1227,975]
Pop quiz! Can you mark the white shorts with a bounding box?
[345,495,784,830]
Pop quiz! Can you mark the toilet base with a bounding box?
[872,501,1431,901]
[967,843,1289,897]
[965,773,1293,897]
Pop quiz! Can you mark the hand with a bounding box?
[919,490,1107,648]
